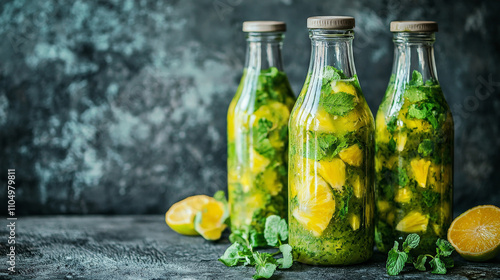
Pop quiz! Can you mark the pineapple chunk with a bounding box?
[313,108,336,132]
[318,158,346,192]
[251,149,270,174]
[352,175,364,199]
[396,133,407,152]
[396,211,429,233]
[261,168,282,196]
[349,214,361,231]
[331,81,359,101]
[375,112,392,143]
[411,158,431,188]
[339,144,363,167]
[377,201,391,213]
[394,188,412,203]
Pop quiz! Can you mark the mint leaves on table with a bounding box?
[219,215,293,279]
[386,233,455,276]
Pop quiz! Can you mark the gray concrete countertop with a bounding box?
[0,215,498,279]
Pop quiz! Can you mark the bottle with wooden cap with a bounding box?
[288,16,375,265]
[374,21,454,255]
[227,21,295,246]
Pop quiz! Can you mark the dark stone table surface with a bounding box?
[1,215,499,280]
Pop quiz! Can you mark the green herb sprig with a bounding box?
[386,233,455,276]
[219,215,293,279]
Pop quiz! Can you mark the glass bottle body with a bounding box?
[288,29,375,265]
[227,32,296,245]
[374,32,454,255]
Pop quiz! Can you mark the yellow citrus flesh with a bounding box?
[165,195,212,235]
[394,188,412,204]
[339,144,363,167]
[448,205,500,261]
[375,111,392,144]
[261,168,283,196]
[318,158,346,192]
[411,158,431,188]
[194,200,227,241]
[251,149,270,174]
[293,176,335,237]
[396,211,429,233]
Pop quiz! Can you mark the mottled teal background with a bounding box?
[0,0,499,214]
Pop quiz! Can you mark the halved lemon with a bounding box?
[165,195,212,235]
[166,195,227,240]
[194,200,228,240]
[448,205,500,261]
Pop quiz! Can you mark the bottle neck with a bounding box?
[245,32,285,71]
[307,29,356,78]
[391,32,439,87]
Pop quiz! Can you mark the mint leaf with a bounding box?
[253,263,277,279]
[253,118,275,158]
[213,190,227,203]
[277,218,288,242]
[320,92,357,116]
[409,70,423,86]
[408,104,427,119]
[386,241,408,276]
[387,116,398,133]
[405,87,427,103]
[436,239,454,257]
[430,257,447,274]
[219,242,247,267]
[250,230,266,248]
[418,139,434,157]
[278,244,293,269]
[422,190,440,208]
[388,137,396,153]
[402,234,420,251]
[398,168,409,187]
[322,66,342,85]
[303,132,347,161]
[413,255,427,271]
[338,186,354,220]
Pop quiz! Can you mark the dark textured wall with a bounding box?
[1,0,499,215]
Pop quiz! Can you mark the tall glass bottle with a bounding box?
[227,21,296,246]
[374,21,453,255]
[288,16,375,265]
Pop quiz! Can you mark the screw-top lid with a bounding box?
[390,21,438,32]
[307,16,355,29]
[242,21,286,32]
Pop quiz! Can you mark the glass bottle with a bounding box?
[288,16,375,265]
[227,21,296,246]
[374,21,453,255]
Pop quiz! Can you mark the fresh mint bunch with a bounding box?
[386,234,455,276]
[219,215,293,279]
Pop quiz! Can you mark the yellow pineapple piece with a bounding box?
[331,80,359,101]
[352,175,364,199]
[339,144,363,167]
[261,168,282,196]
[290,155,316,198]
[396,133,407,151]
[411,158,431,188]
[396,211,429,233]
[318,158,346,192]
[349,214,361,231]
[292,176,336,237]
[394,188,412,203]
[312,108,336,132]
[377,201,391,213]
[375,111,392,143]
[251,149,270,174]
